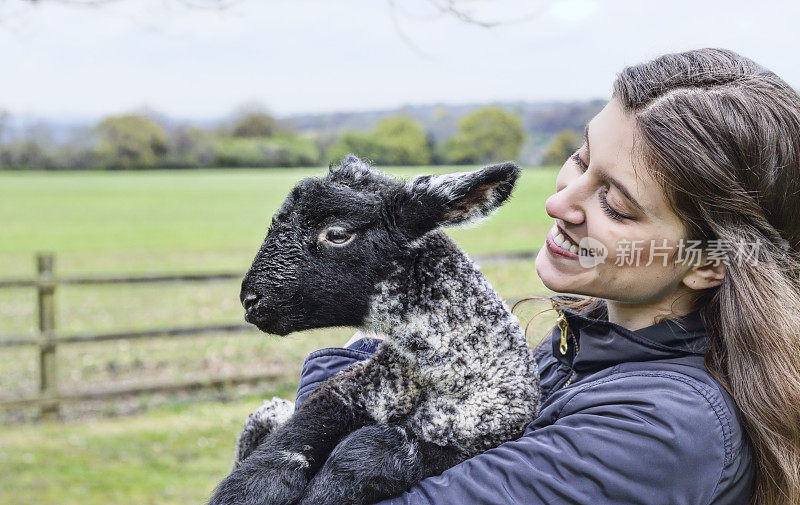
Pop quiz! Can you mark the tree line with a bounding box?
[0,106,584,170]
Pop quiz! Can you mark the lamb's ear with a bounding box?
[329,154,371,175]
[399,162,520,237]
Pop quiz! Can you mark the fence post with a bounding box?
[37,253,59,420]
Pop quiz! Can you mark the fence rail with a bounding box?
[0,271,243,289]
[0,250,538,420]
[0,369,288,409]
[0,253,270,419]
[0,323,254,348]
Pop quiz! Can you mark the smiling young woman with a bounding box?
[260,48,800,505]
[534,48,800,504]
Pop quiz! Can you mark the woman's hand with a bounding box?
[344,330,387,347]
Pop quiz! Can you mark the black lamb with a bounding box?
[208,155,540,505]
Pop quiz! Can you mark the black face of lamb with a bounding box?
[240,170,398,335]
[239,154,521,336]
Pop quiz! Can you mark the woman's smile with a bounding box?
[545,224,580,259]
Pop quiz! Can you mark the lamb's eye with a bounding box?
[320,227,354,246]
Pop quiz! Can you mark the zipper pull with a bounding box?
[556,311,570,355]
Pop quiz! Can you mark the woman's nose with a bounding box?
[544,188,585,225]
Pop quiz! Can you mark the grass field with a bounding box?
[0,166,559,274]
[0,165,561,504]
[0,390,299,505]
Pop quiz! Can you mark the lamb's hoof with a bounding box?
[210,459,307,505]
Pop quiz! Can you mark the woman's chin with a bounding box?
[535,253,571,292]
[535,250,593,295]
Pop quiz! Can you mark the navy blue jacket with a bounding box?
[294,298,755,505]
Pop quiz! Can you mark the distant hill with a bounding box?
[1,99,606,166]
[280,99,606,164]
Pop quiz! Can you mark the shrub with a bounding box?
[211,135,320,167]
[541,130,581,166]
[442,107,526,164]
[326,115,432,166]
[94,115,168,169]
[230,113,277,138]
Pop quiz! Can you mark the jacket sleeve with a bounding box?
[294,337,382,408]
[372,373,743,505]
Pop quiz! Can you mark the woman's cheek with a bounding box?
[601,234,647,269]
[609,236,681,270]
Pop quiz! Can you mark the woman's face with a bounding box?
[534,98,696,305]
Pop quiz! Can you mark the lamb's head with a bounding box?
[240,154,520,335]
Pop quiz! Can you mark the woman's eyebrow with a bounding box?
[598,169,646,214]
[585,121,646,214]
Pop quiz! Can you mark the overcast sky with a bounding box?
[1,0,798,120]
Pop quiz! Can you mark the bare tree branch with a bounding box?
[386,0,553,57]
[18,0,240,7]
[387,0,438,60]
[170,0,242,11]
[4,0,550,48]
[425,0,553,28]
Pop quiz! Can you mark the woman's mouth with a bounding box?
[545,224,581,259]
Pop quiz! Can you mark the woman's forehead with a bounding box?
[588,99,668,220]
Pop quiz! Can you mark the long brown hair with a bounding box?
[521,48,800,504]
[614,48,800,505]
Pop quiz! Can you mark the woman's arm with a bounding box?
[294,333,383,407]
[371,373,752,505]
[293,338,751,505]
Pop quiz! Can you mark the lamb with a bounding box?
[208,155,540,505]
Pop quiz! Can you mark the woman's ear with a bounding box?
[681,257,726,290]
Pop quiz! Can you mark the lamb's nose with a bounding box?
[241,292,259,312]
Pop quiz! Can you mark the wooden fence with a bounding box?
[0,253,278,420]
[0,250,538,420]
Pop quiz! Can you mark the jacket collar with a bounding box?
[549,295,709,374]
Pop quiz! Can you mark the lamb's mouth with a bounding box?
[244,307,294,336]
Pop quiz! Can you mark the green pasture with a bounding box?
[0,166,559,274]
[0,165,559,394]
[0,166,560,504]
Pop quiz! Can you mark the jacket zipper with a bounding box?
[556,310,579,390]
[557,311,570,355]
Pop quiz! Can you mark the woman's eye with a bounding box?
[571,152,588,171]
[571,151,631,222]
[600,188,630,222]
[322,227,353,246]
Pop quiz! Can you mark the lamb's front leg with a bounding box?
[233,397,295,469]
[208,376,372,505]
[298,423,464,505]
[208,355,388,505]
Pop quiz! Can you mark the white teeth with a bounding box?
[552,225,581,255]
